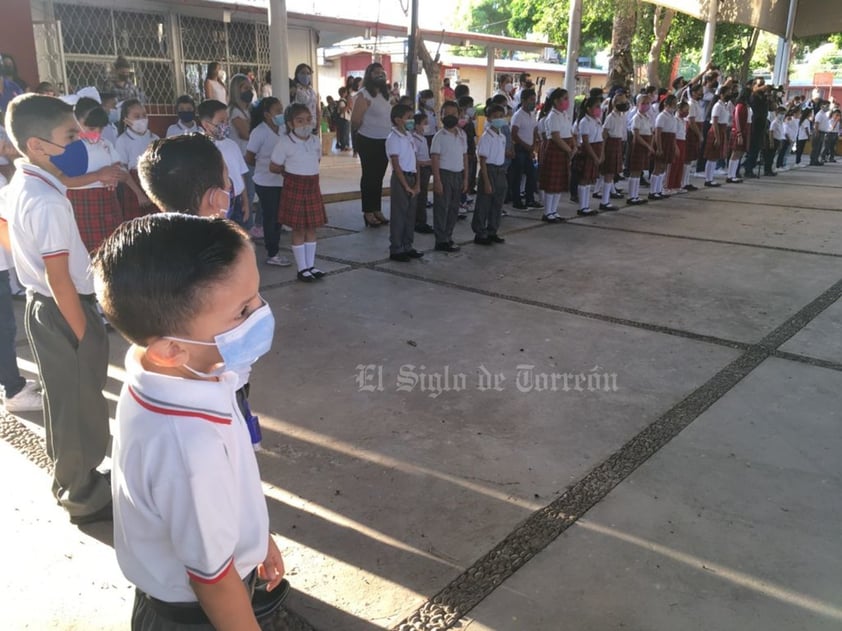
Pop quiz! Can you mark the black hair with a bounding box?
[440,100,459,115]
[5,94,73,154]
[413,112,427,126]
[391,103,413,124]
[137,134,225,215]
[659,94,677,112]
[205,62,222,82]
[485,104,505,117]
[362,63,390,100]
[538,93,554,120]
[250,96,280,131]
[294,63,313,83]
[197,99,227,121]
[457,95,474,109]
[118,98,143,134]
[35,81,56,95]
[82,106,108,129]
[490,94,508,106]
[454,84,470,100]
[398,95,414,108]
[99,91,117,104]
[418,89,434,102]
[284,102,310,125]
[74,97,101,123]
[93,213,252,345]
[175,94,196,109]
[519,88,536,103]
[264,70,271,84]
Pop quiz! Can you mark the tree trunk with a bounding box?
[607,0,638,91]
[416,37,442,109]
[738,28,761,83]
[647,7,675,87]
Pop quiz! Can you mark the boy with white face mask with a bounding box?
[418,89,438,148]
[93,213,286,629]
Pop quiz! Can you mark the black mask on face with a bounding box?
[615,102,630,112]
[442,115,459,128]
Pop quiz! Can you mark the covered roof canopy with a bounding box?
[646,0,841,38]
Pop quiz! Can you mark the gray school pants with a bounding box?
[433,169,463,244]
[25,292,111,518]
[390,171,417,254]
[472,164,507,238]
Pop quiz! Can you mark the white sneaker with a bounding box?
[3,380,43,413]
[265,255,292,267]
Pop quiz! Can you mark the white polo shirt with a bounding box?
[431,128,467,172]
[229,107,250,156]
[214,137,249,196]
[770,118,785,141]
[577,115,603,145]
[270,132,320,177]
[815,109,831,133]
[73,138,120,190]
[115,129,159,170]
[689,97,705,123]
[786,118,798,141]
[411,131,431,164]
[165,121,200,137]
[711,101,731,126]
[545,109,573,139]
[246,122,283,187]
[102,122,118,147]
[0,162,94,296]
[476,128,506,166]
[675,114,688,140]
[632,112,653,136]
[511,107,538,146]
[385,127,417,173]
[113,347,269,603]
[655,111,678,134]
[603,110,626,139]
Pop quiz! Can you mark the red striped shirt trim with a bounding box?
[128,386,232,425]
[42,251,69,260]
[186,558,234,584]
[22,169,64,194]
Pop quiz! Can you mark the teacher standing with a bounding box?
[351,63,392,227]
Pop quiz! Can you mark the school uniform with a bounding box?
[472,126,507,240]
[668,113,688,190]
[0,162,110,520]
[685,97,704,163]
[270,132,326,230]
[730,102,749,153]
[115,128,160,219]
[770,116,787,169]
[431,127,467,246]
[165,120,199,138]
[823,116,839,162]
[539,109,572,193]
[655,110,678,164]
[601,110,626,176]
[508,107,539,206]
[412,130,432,228]
[66,137,124,252]
[214,137,250,227]
[385,126,418,255]
[114,348,268,627]
[811,109,830,165]
[420,106,438,148]
[247,122,284,258]
[577,115,603,183]
[796,118,811,164]
[629,112,653,173]
[101,122,119,147]
[704,101,731,162]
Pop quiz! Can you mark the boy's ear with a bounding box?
[146,338,190,369]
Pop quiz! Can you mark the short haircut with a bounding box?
[138,134,225,214]
[391,103,412,123]
[418,89,434,100]
[75,97,101,122]
[485,104,505,117]
[413,112,427,126]
[93,213,251,345]
[82,106,108,129]
[4,94,73,154]
[454,84,470,100]
[457,95,474,108]
[35,81,56,94]
[197,99,227,121]
[519,88,536,102]
[99,91,117,103]
[175,94,195,108]
[440,100,459,114]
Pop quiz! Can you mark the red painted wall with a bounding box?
[340,53,393,82]
[0,0,39,89]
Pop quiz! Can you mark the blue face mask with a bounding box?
[297,73,311,87]
[107,109,120,124]
[165,301,276,379]
[489,118,507,129]
[404,120,415,131]
[272,113,285,127]
[45,138,89,178]
[178,111,195,124]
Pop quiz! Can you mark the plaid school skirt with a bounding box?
[659,132,676,164]
[67,187,123,253]
[704,124,729,161]
[119,170,156,220]
[629,134,653,173]
[601,137,624,175]
[538,141,571,193]
[668,139,686,189]
[278,173,327,230]
[730,122,751,153]
[685,126,701,162]
[581,142,602,182]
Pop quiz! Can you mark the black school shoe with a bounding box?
[389,252,411,262]
[704,181,721,187]
[309,267,326,279]
[414,224,434,234]
[683,184,699,192]
[473,236,493,245]
[407,249,424,258]
[297,270,317,282]
[435,242,461,252]
[599,203,619,211]
[725,177,743,183]
[577,208,599,216]
[489,234,505,243]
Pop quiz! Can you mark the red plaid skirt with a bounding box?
[538,141,570,192]
[629,134,653,173]
[67,187,123,253]
[729,122,751,153]
[119,170,157,220]
[600,137,624,175]
[279,173,327,230]
[704,124,729,161]
[668,139,686,189]
[580,142,602,183]
[685,125,701,161]
[659,132,676,164]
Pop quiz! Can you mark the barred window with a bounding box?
[55,4,114,57]
[113,10,170,60]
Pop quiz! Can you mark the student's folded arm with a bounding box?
[244,151,256,167]
[269,161,285,174]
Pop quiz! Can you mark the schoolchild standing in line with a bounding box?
[115,98,159,218]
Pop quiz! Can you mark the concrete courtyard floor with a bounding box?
[2,161,842,630]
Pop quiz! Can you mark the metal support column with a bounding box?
[268,0,290,105]
[700,0,718,68]
[564,0,582,98]
[406,0,419,101]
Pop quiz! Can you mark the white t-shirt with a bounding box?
[166,121,200,137]
[214,137,249,196]
[785,118,798,141]
[206,80,227,103]
[536,117,548,140]
[229,107,250,156]
[419,106,438,137]
[0,162,94,295]
[73,138,120,190]
[711,101,731,126]
[689,97,705,123]
[675,114,688,140]
[270,132,321,176]
[385,127,417,173]
[577,115,603,144]
[815,110,831,133]
[293,85,319,124]
[476,128,506,166]
[115,129,159,170]
[431,128,467,172]
[545,109,573,139]
[770,118,785,141]
[411,131,431,164]
[603,110,626,139]
[246,122,283,187]
[102,122,118,147]
[511,108,538,146]
[798,118,812,141]
[261,84,272,99]
[357,88,392,140]
[113,347,269,603]
[655,111,678,134]
[632,112,653,136]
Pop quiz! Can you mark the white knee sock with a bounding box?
[578,185,588,209]
[304,241,317,268]
[292,244,307,272]
[544,193,557,216]
[705,161,716,181]
[629,177,640,199]
[682,164,691,187]
[602,184,612,205]
[728,159,740,179]
[594,176,603,195]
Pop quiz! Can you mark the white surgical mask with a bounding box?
[129,118,149,134]
[293,125,311,139]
